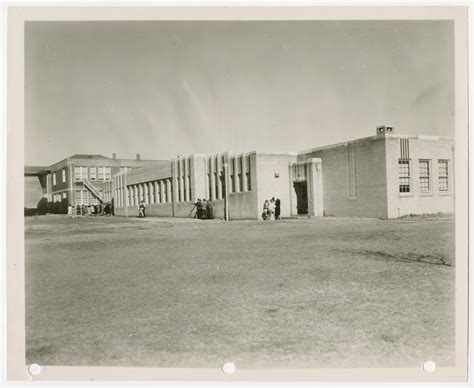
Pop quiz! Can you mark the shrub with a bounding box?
[60,198,69,214]
[36,198,48,214]
[52,201,62,214]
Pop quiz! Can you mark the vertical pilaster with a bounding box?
[307,158,324,217]
[217,153,223,199]
[204,158,209,199]
[210,155,216,200]
[183,156,189,202]
[152,181,158,203]
[241,154,248,192]
[166,179,171,203]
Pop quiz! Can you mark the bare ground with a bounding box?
[25,215,455,368]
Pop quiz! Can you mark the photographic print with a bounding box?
[7,5,469,382]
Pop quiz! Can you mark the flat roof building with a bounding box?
[26,128,454,219]
[110,128,454,219]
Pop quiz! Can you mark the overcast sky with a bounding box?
[25,20,454,166]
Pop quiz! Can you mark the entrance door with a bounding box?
[293,181,308,215]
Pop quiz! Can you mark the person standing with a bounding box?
[269,198,276,220]
[206,199,215,220]
[198,199,207,220]
[275,198,281,220]
[138,200,146,218]
[195,199,202,219]
[262,200,270,220]
[67,204,73,218]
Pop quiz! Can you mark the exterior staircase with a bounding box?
[83,179,104,203]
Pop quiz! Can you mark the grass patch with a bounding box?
[25,215,455,368]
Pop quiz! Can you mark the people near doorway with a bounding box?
[269,198,276,220]
[93,204,98,216]
[275,198,281,220]
[138,199,146,218]
[262,200,270,220]
[81,204,86,216]
[206,199,215,220]
[76,204,81,216]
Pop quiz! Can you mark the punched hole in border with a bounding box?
[222,362,236,374]
[28,363,41,376]
[423,360,436,373]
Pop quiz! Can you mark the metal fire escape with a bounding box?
[83,179,104,203]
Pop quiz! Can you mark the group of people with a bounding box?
[193,198,215,220]
[68,203,113,218]
[262,197,281,220]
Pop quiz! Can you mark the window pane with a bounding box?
[419,160,430,192]
[74,167,81,181]
[398,160,410,193]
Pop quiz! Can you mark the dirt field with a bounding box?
[25,215,455,368]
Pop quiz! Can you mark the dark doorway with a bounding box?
[293,181,308,215]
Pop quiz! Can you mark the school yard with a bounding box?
[25,214,455,368]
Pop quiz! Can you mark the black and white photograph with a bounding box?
[7,5,469,382]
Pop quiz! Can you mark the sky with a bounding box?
[25,20,454,166]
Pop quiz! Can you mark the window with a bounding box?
[419,160,431,193]
[62,192,67,199]
[98,167,105,181]
[398,159,410,193]
[246,172,251,191]
[90,167,97,181]
[104,167,111,181]
[62,169,66,183]
[75,190,82,205]
[439,160,449,192]
[231,174,235,193]
[238,174,242,192]
[74,167,81,181]
[53,173,57,186]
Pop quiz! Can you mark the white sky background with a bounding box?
[25,20,454,165]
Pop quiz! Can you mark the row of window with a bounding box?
[52,169,67,186]
[74,190,99,205]
[398,159,449,194]
[74,166,112,182]
[126,179,172,207]
[229,172,252,193]
[52,166,119,186]
[52,192,67,202]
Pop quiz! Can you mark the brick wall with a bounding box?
[385,136,454,218]
[298,137,388,218]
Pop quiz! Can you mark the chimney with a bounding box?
[112,153,116,160]
[136,153,141,161]
[376,125,394,135]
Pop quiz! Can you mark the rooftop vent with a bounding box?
[112,153,116,160]
[136,153,141,161]
[376,125,394,135]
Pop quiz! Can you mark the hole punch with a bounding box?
[28,363,41,376]
[222,362,236,374]
[423,360,436,373]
